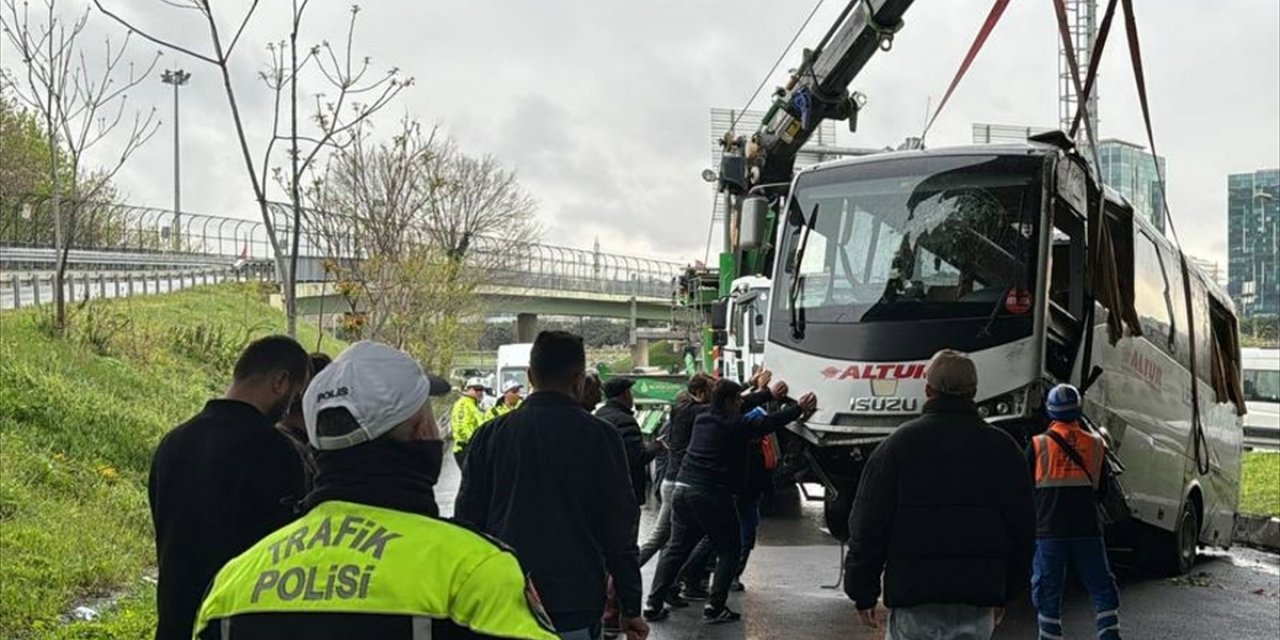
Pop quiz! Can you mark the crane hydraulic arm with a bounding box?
[719,0,915,196]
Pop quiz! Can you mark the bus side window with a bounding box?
[1207,294,1247,414]
[1133,232,1175,354]
[1157,244,1191,368]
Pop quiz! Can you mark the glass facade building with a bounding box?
[1228,168,1280,318]
[1099,139,1167,234]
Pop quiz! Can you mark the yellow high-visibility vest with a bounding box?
[194,500,557,639]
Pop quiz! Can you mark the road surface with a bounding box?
[435,451,1279,639]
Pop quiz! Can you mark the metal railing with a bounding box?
[1,199,684,300]
[1,266,271,311]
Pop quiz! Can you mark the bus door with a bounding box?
[1046,156,1091,384]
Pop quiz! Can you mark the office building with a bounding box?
[1098,139,1167,234]
[1228,168,1280,318]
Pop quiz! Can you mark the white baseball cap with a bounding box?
[501,380,523,394]
[303,341,452,451]
[464,377,488,390]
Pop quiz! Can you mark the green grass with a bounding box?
[1241,451,1280,518]
[0,282,343,638]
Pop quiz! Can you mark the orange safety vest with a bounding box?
[1032,421,1104,490]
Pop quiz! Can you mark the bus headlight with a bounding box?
[979,389,1029,419]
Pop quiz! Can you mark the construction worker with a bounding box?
[488,380,524,420]
[451,377,488,468]
[192,341,558,640]
[1029,384,1122,640]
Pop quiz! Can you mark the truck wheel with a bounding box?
[1142,499,1199,577]
[823,478,856,542]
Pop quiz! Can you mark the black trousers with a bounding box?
[647,484,741,609]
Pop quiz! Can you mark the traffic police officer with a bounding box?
[193,341,557,640]
[487,380,523,421]
[452,377,489,467]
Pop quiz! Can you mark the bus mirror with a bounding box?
[710,300,728,330]
[711,329,728,347]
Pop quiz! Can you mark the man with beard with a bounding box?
[149,335,312,640]
[278,352,333,492]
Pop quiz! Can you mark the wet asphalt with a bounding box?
[436,453,1280,639]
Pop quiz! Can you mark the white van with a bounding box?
[496,343,533,396]
[1242,347,1279,449]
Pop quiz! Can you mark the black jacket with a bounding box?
[663,397,707,481]
[844,395,1036,610]
[595,399,658,505]
[455,391,642,631]
[677,391,800,494]
[150,400,306,640]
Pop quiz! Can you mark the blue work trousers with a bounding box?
[1031,537,1121,640]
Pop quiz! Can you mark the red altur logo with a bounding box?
[820,364,927,381]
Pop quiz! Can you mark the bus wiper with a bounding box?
[789,202,820,340]
[977,286,1009,338]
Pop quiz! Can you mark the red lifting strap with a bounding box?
[922,0,1011,136]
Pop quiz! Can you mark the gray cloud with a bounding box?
[14,0,1277,267]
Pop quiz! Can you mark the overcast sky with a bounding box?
[8,0,1278,266]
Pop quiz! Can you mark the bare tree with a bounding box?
[302,116,448,341]
[1,0,160,332]
[91,0,408,337]
[422,142,540,265]
[300,117,540,369]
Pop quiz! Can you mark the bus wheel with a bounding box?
[823,477,856,542]
[1144,500,1200,577]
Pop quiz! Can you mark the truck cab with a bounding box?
[720,276,772,383]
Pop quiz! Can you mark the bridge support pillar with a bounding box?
[516,313,538,343]
[631,338,650,369]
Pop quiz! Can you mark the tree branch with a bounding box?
[224,0,261,59]
[90,0,219,64]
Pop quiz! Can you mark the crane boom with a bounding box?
[720,0,915,193]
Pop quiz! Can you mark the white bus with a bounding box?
[765,139,1246,576]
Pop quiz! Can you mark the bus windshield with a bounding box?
[774,154,1043,327]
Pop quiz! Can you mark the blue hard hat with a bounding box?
[1045,383,1082,421]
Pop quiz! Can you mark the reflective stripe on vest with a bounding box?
[194,500,557,640]
[1033,423,1104,490]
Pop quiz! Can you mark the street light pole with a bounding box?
[161,68,191,250]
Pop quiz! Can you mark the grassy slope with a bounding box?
[1241,451,1280,519]
[0,282,343,639]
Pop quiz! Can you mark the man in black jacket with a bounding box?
[595,377,659,505]
[456,331,648,640]
[638,375,712,567]
[149,335,312,640]
[645,378,816,624]
[844,349,1035,639]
